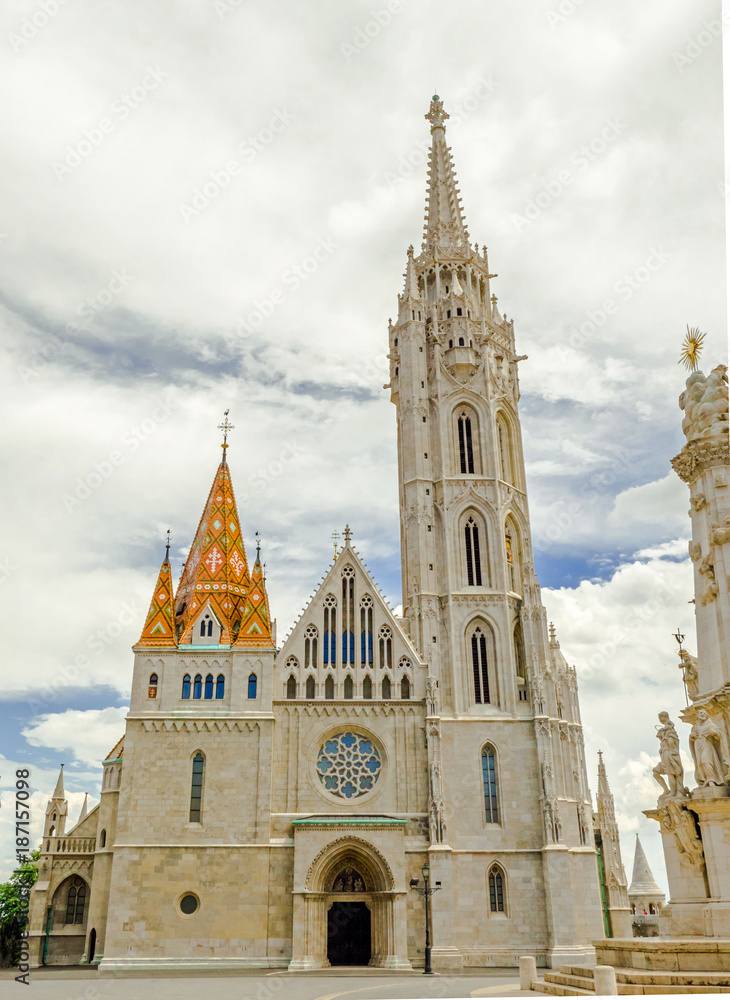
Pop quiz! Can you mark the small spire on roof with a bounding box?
[78,792,88,823]
[53,764,65,799]
[165,528,171,561]
[255,530,262,564]
[343,525,352,546]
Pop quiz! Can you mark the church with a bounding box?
[27,96,605,971]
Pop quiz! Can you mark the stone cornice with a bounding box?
[671,437,730,484]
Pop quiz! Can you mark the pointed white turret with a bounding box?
[43,764,68,839]
[629,835,664,896]
[78,792,88,824]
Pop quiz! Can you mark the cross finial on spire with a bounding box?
[343,524,352,546]
[425,94,449,131]
[255,530,261,563]
[331,530,340,557]
[673,627,685,650]
[218,409,235,462]
[165,528,171,560]
[549,621,556,643]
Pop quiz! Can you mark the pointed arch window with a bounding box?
[482,745,499,824]
[286,675,297,700]
[148,673,158,698]
[363,675,373,699]
[304,624,318,670]
[305,675,315,700]
[182,674,191,699]
[189,753,204,823]
[360,596,373,666]
[323,595,337,666]
[497,414,515,486]
[514,623,527,701]
[382,676,392,699]
[505,520,522,595]
[342,567,355,664]
[400,676,411,699]
[379,626,393,670]
[471,626,491,704]
[458,412,475,474]
[464,516,483,586]
[325,675,335,700]
[193,674,202,699]
[247,673,257,699]
[344,675,354,699]
[65,879,86,924]
[215,674,225,699]
[204,674,214,699]
[488,865,505,912]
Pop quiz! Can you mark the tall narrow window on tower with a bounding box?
[323,595,337,666]
[341,566,355,664]
[458,411,475,474]
[496,413,514,485]
[464,516,483,586]
[189,752,204,823]
[481,744,499,823]
[379,626,393,669]
[471,625,491,703]
[304,624,318,669]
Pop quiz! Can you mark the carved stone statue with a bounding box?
[426,676,439,716]
[653,712,688,800]
[689,708,730,787]
[678,650,699,701]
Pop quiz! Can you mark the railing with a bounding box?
[43,837,96,855]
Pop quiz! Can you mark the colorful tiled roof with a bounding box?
[175,457,251,645]
[105,736,124,761]
[137,551,176,647]
[235,554,274,647]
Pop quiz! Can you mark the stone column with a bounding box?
[427,847,463,970]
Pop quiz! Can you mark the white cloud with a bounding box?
[21,709,128,768]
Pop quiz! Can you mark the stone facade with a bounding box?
[27,96,605,972]
[592,753,631,938]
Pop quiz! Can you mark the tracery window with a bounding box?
[305,675,315,699]
[363,675,373,699]
[341,566,355,665]
[482,744,499,824]
[471,626,491,704]
[464,516,483,586]
[182,674,191,699]
[286,675,297,699]
[344,674,354,699]
[325,674,335,699]
[189,752,204,823]
[488,865,505,912]
[382,675,392,699]
[323,595,337,666]
[65,878,86,924]
[378,625,393,670]
[304,624,318,669]
[360,596,373,666]
[458,411,475,474]
[315,731,382,799]
[400,676,411,699]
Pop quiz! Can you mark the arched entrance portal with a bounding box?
[291,836,411,970]
[327,901,371,966]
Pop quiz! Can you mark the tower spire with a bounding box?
[629,834,663,896]
[423,95,470,253]
[53,763,65,799]
[136,540,177,648]
[218,409,235,464]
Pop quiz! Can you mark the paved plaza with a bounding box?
[0,968,532,999]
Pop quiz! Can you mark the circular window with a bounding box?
[179,894,199,915]
[316,731,382,799]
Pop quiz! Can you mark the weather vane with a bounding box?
[165,528,171,559]
[679,325,706,372]
[255,530,261,562]
[218,409,235,456]
[331,530,340,556]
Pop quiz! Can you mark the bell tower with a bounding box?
[387,96,604,967]
[389,94,539,717]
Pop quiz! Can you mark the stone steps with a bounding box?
[532,964,730,996]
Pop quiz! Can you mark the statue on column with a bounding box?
[653,712,689,800]
[678,650,699,701]
[689,708,730,787]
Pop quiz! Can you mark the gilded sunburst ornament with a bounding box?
[679,326,706,372]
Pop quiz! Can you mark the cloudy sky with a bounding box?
[0,0,727,895]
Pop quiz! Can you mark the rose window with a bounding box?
[316,732,382,799]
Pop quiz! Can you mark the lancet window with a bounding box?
[341,567,355,664]
[482,745,499,824]
[464,516,483,586]
[471,626,491,704]
[323,595,337,666]
[360,596,373,666]
[189,752,204,823]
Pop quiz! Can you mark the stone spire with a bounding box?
[422,95,470,254]
[78,792,88,824]
[594,752,631,936]
[44,765,68,839]
[629,834,663,896]
[175,454,251,645]
[136,543,177,648]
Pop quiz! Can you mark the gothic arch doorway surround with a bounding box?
[290,836,410,969]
